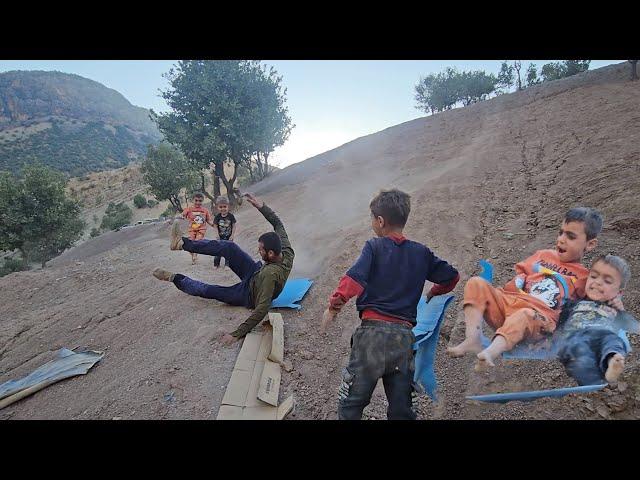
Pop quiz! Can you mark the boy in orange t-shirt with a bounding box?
[447,207,603,370]
[180,192,213,265]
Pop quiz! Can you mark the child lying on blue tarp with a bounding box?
[557,255,638,385]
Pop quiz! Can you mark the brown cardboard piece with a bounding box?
[217,312,294,420]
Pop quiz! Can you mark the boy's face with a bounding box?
[556,221,597,263]
[194,197,203,206]
[218,203,229,214]
[585,260,623,302]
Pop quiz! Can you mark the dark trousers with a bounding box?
[557,328,627,385]
[173,237,261,306]
[338,320,417,420]
[214,236,232,267]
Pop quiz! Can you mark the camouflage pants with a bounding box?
[338,320,417,420]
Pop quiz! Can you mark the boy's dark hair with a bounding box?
[193,192,205,200]
[259,232,282,255]
[593,254,631,289]
[369,189,411,228]
[565,207,603,240]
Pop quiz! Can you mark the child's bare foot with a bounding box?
[170,221,184,250]
[475,350,496,372]
[153,268,175,282]
[605,353,625,383]
[447,338,483,357]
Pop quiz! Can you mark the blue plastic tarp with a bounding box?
[467,384,607,404]
[271,278,313,310]
[413,294,455,401]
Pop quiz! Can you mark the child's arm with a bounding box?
[322,242,374,332]
[425,249,460,302]
[230,219,236,241]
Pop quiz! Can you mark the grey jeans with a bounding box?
[338,320,417,420]
[557,328,627,385]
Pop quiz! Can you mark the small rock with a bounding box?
[282,360,294,372]
[299,350,314,360]
[112,416,122,420]
[596,405,610,419]
[617,382,628,393]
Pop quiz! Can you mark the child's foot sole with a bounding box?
[153,268,175,282]
[605,353,625,383]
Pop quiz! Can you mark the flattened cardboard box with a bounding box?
[217,313,294,420]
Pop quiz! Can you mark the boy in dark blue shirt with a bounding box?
[321,189,459,420]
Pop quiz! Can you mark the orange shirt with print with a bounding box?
[504,249,589,321]
[182,206,212,233]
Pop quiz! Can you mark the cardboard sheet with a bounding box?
[217,312,294,420]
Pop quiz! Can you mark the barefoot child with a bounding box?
[557,255,638,385]
[154,193,294,346]
[212,196,237,268]
[180,192,214,265]
[447,207,603,370]
[321,189,459,420]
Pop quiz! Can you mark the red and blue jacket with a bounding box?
[329,233,459,327]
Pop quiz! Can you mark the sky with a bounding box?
[0,60,622,168]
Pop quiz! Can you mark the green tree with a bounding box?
[415,68,497,113]
[540,60,590,82]
[0,164,85,267]
[526,63,541,87]
[496,61,515,92]
[100,202,133,231]
[154,61,293,205]
[90,227,100,238]
[133,193,148,208]
[140,142,197,212]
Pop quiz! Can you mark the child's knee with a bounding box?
[463,276,492,306]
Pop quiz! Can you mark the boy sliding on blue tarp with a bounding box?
[153,193,294,345]
[321,189,459,420]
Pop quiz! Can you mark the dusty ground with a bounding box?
[1,62,639,420]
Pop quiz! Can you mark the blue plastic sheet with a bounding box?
[412,294,455,401]
[271,278,313,310]
[467,384,607,404]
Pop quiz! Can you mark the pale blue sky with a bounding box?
[0,60,622,167]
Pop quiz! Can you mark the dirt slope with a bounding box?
[1,62,639,420]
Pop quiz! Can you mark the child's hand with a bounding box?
[320,308,337,334]
[426,292,434,303]
[608,295,625,311]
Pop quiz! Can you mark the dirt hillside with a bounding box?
[1,62,639,420]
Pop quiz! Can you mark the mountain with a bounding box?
[0,70,162,176]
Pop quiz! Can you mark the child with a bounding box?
[153,193,294,346]
[212,196,237,268]
[557,255,638,385]
[180,192,213,265]
[321,189,460,420]
[447,207,603,370]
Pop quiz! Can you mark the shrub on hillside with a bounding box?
[90,227,101,238]
[100,202,133,231]
[133,194,148,208]
[0,257,29,277]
